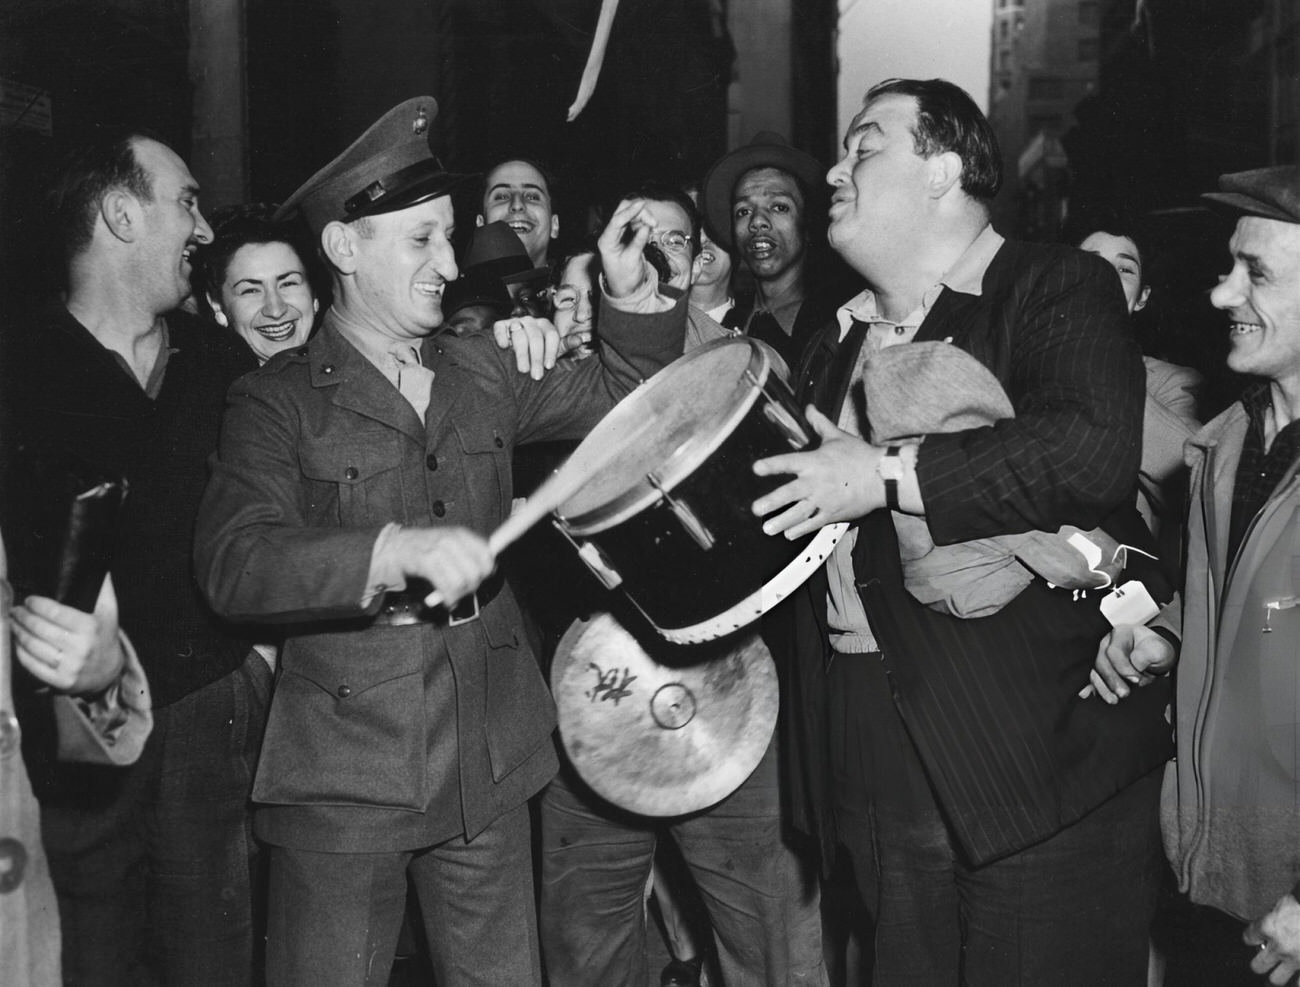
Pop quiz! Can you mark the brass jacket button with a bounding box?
[336,684,352,699]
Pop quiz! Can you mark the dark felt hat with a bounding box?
[444,221,550,316]
[274,97,475,234]
[1202,165,1300,225]
[700,131,825,248]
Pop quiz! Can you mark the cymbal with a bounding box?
[552,612,778,816]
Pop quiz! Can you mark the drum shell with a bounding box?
[562,388,819,637]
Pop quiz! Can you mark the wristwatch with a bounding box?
[878,445,904,512]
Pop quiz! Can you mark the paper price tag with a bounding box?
[1099,579,1160,628]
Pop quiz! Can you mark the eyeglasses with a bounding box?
[551,286,593,312]
[649,230,693,256]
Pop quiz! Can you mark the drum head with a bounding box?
[551,612,778,816]
[557,337,764,524]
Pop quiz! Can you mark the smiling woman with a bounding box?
[198,206,322,364]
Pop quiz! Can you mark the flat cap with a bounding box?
[274,97,474,234]
[1202,165,1299,224]
[701,132,825,248]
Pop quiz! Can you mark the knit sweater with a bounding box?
[1,304,255,707]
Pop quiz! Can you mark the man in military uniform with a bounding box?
[194,98,685,986]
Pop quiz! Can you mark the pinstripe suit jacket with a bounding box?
[771,238,1175,867]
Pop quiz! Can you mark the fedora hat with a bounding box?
[444,221,550,316]
[700,132,825,248]
[274,97,475,235]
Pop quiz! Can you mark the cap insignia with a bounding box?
[413,107,429,136]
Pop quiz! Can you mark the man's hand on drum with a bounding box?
[386,526,494,608]
[598,197,658,298]
[493,315,560,381]
[752,405,882,540]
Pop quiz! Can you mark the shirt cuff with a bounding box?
[56,628,152,765]
[362,522,407,609]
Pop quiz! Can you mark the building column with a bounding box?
[189,0,247,209]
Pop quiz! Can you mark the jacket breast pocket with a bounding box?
[252,630,429,812]
[454,418,510,514]
[300,436,405,526]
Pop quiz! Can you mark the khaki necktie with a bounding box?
[391,346,434,422]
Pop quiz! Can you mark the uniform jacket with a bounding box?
[195,298,685,853]
[1161,399,1300,920]
[768,238,1175,867]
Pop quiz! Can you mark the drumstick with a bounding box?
[422,463,590,608]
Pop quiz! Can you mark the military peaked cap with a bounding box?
[274,97,475,234]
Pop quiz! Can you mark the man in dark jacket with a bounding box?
[754,78,1172,985]
[194,97,685,986]
[1,130,266,985]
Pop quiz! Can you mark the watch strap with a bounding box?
[883,445,902,512]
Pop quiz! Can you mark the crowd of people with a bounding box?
[1,71,1298,987]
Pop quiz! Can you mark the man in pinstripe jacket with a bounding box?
[755,78,1172,985]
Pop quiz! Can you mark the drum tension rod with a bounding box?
[552,521,624,589]
[646,473,716,551]
[745,369,810,449]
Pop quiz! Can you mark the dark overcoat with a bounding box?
[768,239,1176,868]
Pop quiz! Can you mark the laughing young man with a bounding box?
[477,156,560,269]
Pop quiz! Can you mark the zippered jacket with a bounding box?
[1162,401,1300,920]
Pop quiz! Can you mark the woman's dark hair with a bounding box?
[195,203,321,322]
[1060,204,1155,281]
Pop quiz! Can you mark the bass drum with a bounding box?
[554,337,845,644]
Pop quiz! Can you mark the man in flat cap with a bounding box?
[1098,165,1300,985]
[194,97,685,986]
[701,132,849,369]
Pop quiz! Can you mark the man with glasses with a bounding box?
[620,182,733,354]
[536,181,826,986]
